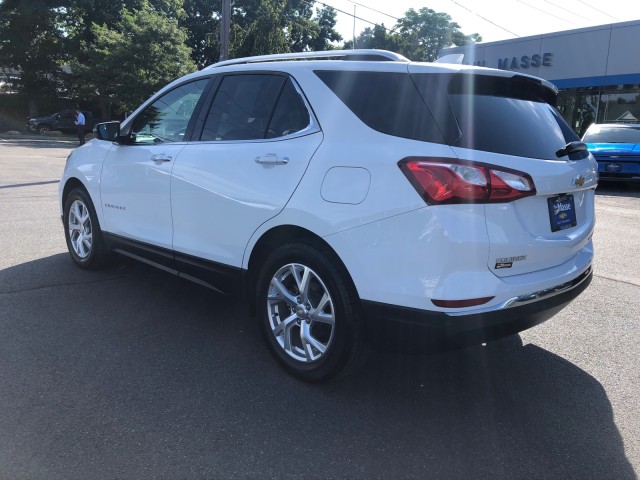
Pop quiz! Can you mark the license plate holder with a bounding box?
[547,194,577,232]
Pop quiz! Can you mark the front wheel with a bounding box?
[63,188,111,269]
[256,243,368,382]
[37,125,51,135]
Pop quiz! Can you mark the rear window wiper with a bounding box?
[556,141,587,158]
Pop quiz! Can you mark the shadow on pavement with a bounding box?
[596,181,640,198]
[0,254,635,479]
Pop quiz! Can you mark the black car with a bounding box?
[26,109,94,135]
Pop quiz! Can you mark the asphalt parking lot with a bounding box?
[1,136,639,479]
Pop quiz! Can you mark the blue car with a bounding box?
[582,123,640,181]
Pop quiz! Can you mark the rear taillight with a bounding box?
[398,157,536,205]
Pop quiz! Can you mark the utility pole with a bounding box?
[352,5,356,49]
[220,0,231,61]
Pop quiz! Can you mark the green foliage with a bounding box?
[308,6,342,51]
[0,0,479,118]
[67,1,196,114]
[345,24,403,52]
[395,7,481,62]
[0,0,66,96]
[232,0,290,57]
[182,0,221,69]
[230,1,341,59]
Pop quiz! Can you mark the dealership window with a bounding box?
[599,85,640,124]
[557,84,640,137]
[557,87,601,137]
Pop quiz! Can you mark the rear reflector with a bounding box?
[431,296,495,308]
[399,157,536,204]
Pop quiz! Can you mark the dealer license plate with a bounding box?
[547,194,577,232]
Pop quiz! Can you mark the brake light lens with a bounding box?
[399,157,536,204]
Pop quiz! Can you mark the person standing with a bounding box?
[75,108,86,145]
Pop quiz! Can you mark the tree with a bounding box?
[395,7,481,62]
[307,6,341,52]
[344,24,402,52]
[231,0,290,57]
[0,0,66,110]
[228,0,342,60]
[67,1,195,117]
[182,0,221,69]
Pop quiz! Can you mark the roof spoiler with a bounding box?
[435,54,465,65]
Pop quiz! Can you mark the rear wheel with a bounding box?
[63,188,111,269]
[256,243,368,382]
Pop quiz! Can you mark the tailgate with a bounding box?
[451,147,597,277]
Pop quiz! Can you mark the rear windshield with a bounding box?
[412,73,581,160]
[582,125,640,144]
[316,70,581,160]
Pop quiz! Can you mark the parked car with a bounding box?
[59,49,597,381]
[26,109,94,135]
[582,123,640,181]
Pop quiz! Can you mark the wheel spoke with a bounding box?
[310,292,334,325]
[301,322,326,360]
[283,319,295,353]
[312,310,334,326]
[269,277,297,307]
[69,220,82,232]
[72,202,82,223]
[82,234,92,251]
[75,234,86,257]
[296,266,312,303]
[80,209,90,226]
[272,312,297,337]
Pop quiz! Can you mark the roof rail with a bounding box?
[205,49,410,69]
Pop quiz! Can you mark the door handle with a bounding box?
[255,154,289,165]
[151,154,172,163]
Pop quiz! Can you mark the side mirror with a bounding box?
[94,121,121,142]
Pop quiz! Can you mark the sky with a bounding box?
[319,0,640,45]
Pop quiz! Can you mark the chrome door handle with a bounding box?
[255,154,289,165]
[151,154,172,162]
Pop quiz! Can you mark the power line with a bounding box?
[575,0,619,21]
[308,0,396,34]
[515,0,580,26]
[447,0,520,37]
[341,0,401,22]
[540,0,595,23]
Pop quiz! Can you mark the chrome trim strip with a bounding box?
[446,266,592,317]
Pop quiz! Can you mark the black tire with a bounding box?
[63,188,111,269]
[37,125,51,135]
[256,242,369,382]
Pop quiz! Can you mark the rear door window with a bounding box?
[199,74,313,142]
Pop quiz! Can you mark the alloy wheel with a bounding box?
[266,263,336,363]
[68,199,93,259]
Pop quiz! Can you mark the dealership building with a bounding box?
[441,20,640,136]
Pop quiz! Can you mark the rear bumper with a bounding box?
[363,266,592,349]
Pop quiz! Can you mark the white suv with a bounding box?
[59,50,597,381]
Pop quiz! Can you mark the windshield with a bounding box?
[582,125,640,143]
